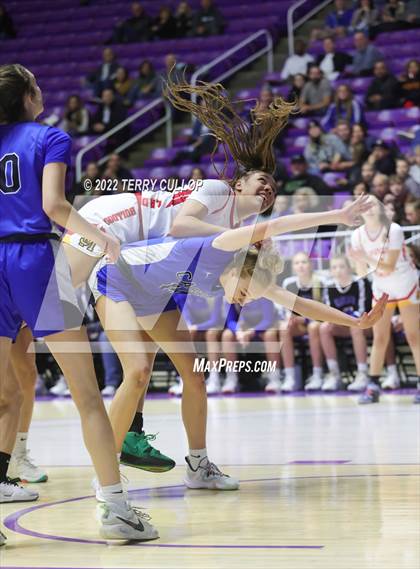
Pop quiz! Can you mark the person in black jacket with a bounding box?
[92,89,128,152]
[0,3,16,39]
[192,0,225,36]
[316,37,353,81]
[283,154,333,197]
[110,2,151,43]
[366,61,401,110]
[86,48,119,98]
[151,6,177,40]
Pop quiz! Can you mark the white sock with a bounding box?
[327,359,340,375]
[284,367,295,380]
[312,367,323,379]
[208,371,220,383]
[101,482,125,504]
[188,448,208,470]
[357,362,368,373]
[14,433,28,455]
[387,364,397,375]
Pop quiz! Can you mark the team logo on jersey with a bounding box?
[160,270,211,298]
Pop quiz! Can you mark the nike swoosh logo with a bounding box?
[116,516,144,532]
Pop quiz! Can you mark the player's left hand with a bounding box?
[356,293,388,329]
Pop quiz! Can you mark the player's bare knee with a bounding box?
[125,363,151,390]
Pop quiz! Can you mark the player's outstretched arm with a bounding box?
[169,197,228,237]
[213,195,372,252]
[42,163,120,262]
[264,286,388,329]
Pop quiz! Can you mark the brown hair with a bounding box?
[0,64,36,123]
[163,73,296,178]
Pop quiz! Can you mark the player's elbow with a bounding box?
[42,198,66,224]
[168,218,188,237]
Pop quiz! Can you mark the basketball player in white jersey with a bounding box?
[350,197,420,404]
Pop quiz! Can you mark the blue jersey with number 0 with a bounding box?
[0,122,71,237]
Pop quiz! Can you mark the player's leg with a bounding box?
[220,328,239,394]
[0,339,38,506]
[8,327,48,483]
[46,327,158,540]
[359,303,395,404]
[398,302,420,403]
[280,317,305,392]
[263,328,282,392]
[347,327,369,391]
[204,328,222,395]
[137,309,239,490]
[95,296,175,472]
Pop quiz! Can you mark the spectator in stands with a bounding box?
[175,1,193,37]
[316,37,353,81]
[351,123,370,163]
[218,299,277,394]
[406,0,420,24]
[151,6,177,40]
[371,172,390,199]
[352,181,370,197]
[351,31,383,76]
[164,53,189,83]
[113,67,133,103]
[304,119,338,174]
[280,39,314,81]
[368,139,395,175]
[322,84,364,132]
[190,166,205,181]
[366,61,400,110]
[360,161,375,189]
[299,65,332,116]
[396,158,420,198]
[59,95,90,136]
[171,100,216,164]
[371,0,410,35]
[279,252,325,392]
[127,61,160,105]
[328,120,356,173]
[404,199,420,225]
[0,3,15,38]
[86,48,119,98]
[350,0,379,34]
[292,187,321,214]
[286,74,306,102]
[283,154,331,197]
[76,161,102,197]
[92,89,128,151]
[312,0,354,40]
[320,255,371,391]
[399,60,420,108]
[409,146,420,184]
[102,153,133,184]
[110,2,151,43]
[191,0,225,37]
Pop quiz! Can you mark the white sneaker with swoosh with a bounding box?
[184,457,239,490]
[0,478,39,503]
[97,501,159,541]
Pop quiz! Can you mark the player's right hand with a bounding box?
[102,234,121,263]
[356,293,388,329]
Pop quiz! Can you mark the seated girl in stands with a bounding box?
[349,197,420,404]
[322,85,364,133]
[276,252,326,392]
[320,255,371,392]
[210,298,278,394]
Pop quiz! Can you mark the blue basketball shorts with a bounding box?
[0,240,82,340]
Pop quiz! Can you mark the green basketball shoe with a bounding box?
[120,432,176,472]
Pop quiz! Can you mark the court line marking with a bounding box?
[4,472,419,550]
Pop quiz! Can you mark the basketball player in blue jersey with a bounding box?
[0,64,158,544]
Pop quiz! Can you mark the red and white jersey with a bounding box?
[351,222,418,301]
[64,180,239,257]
